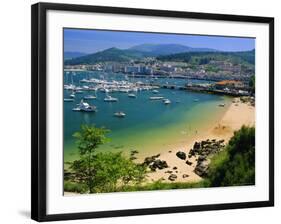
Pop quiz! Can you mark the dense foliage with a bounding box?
[65,125,147,193]
[206,126,255,187]
[157,50,255,65]
[249,75,255,93]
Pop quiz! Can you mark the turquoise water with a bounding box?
[64,71,231,161]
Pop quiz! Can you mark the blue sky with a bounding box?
[64,28,255,53]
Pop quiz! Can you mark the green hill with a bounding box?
[157,50,255,65]
[64,48,146,65]
[129,43,216,55]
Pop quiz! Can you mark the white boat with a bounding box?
[152,90,159,94]
[83,95,96,100]
[163,99,171,104]
[80,78,89,83]
[114,111,126,117]
[72,100,97,112]
[69,93,75,98]
[128,93,136,98]
[149,96,164,100]
[64,84,76,90]
[64,98,74,102]
[193,99,199,102]
[104,95,118,102]
[218,103,225,107]
[119,88,130,93]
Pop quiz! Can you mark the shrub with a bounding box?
[207,126,255,187]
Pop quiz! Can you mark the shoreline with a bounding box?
[140,97,255,183]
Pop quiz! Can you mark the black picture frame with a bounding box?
[31,2,274,222]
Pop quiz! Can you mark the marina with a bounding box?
[63,71,232,162]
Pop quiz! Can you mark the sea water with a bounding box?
[63,71,231,162]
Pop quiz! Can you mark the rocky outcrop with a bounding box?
[143,154,168,171]
[176,151,186,160]
[194,159,209,177]
[143,154,160,166]
[189,139,225,159]
[190,139,225,177]
[149,159,168,171]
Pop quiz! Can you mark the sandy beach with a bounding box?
[142,98,255,183]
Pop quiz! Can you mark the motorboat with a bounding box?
[114,111,126,117]
[152,90,159,94]
[72,100,97,112]
[83,95,97,100]
[163,99,171,104]
[64,84,76,90]
[149,96,164,100]
[128,93,136,98]
[75,88,83,94]
[218,103,225,107]
[193,99,199,102]
[104,95,118,102]
[64,98,74,102]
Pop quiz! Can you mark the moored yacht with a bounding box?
[163,99,171,104]
[149,96,164,100]
[69,92,75,98]
[152,90,159,94]
[128,93,136,98]
[64,98,74,102]
[114,111,126,117]
[72,100,97,112]
[104,95,118,102]
[83,95,97,100]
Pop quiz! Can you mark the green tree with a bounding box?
[89,152,147,193]
[71,125,110,193]
[207,126,255,187]
[249,75,255,94]
[68,125,147,193]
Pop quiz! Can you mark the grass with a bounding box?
[64,180,207,194]
[118,180,207,192]
[64,181,88,193]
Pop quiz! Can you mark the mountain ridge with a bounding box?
[64,44,253,65]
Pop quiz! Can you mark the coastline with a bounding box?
[141,97,255,183]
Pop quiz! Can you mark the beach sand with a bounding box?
[140,98,255,183]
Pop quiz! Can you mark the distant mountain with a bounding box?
[64,48,146,65]
[129,44,216,55]
[64,44,253,65]
[64,51,87,60]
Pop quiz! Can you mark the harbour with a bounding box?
[63,71,232,162]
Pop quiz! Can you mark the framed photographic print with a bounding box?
[31,2,274,222]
